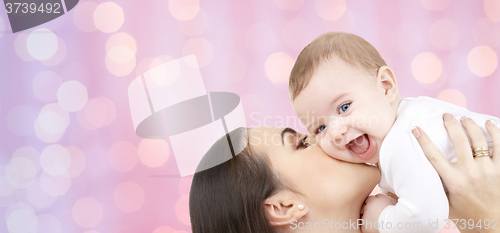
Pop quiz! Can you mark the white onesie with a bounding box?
[377,96,499,233]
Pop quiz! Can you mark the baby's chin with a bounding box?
[364,153,380,165]
[351,152,379,165]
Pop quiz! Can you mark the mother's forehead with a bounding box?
[247,126,308,148]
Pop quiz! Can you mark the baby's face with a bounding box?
[292,58,397,164]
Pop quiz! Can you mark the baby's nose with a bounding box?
[328,125,349,148]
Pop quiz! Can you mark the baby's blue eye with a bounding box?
[317,125,326,134]
[339,103,350,113]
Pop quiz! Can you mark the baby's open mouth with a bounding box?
[346,134,375,159]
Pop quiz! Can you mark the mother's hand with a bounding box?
[412,114,500,233]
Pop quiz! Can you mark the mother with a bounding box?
[189,118,500,233]
[190,125,379,232]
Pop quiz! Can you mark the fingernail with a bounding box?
[486,120,494,127]
[412,127,420,139]
[461,116,469,123]
[443,113,452,121]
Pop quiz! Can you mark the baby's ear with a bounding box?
[376,66,399,101]
[264,190,308,226]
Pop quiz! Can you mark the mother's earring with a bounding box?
[298,205,304,211]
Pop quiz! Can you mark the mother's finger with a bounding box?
[443,113,474,164]
[460,116,489,159]
[412,126,453,181]
[486,120,500,163]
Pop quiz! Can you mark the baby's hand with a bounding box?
[360,194,397,233]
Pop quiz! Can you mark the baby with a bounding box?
[289,32,499,233]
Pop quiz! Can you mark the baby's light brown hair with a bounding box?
[289,32,387,101]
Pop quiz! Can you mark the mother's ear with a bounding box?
[376,66,399,103]
[264,190,308,226]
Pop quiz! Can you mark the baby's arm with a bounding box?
[361,194,397,233]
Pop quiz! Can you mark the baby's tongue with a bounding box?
[349,135,369,154]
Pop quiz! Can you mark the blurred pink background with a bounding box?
[1,0,499,232]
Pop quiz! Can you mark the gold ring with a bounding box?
[473,147,489,153]
[474,151,490,157]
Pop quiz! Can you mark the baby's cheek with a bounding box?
[318,138,338,159]
[380,117,395,137]
[372,113,394,138]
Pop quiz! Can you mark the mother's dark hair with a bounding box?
[189,127,284,233]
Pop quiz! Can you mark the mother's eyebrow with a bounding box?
[281,127,297,146]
